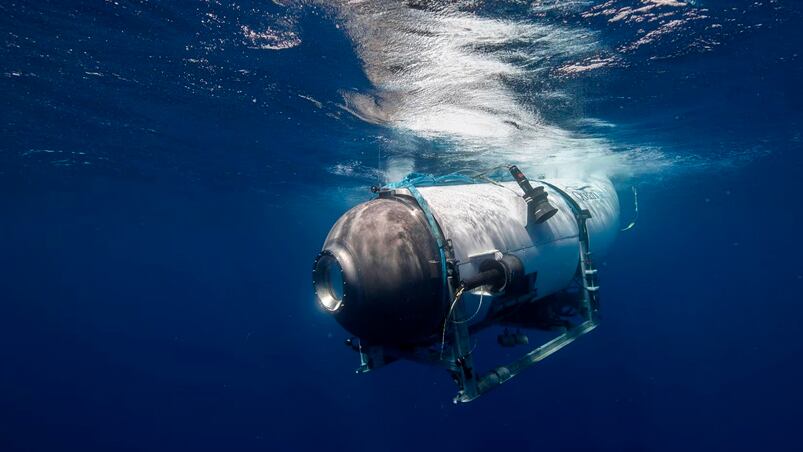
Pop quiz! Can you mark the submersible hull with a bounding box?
[314,175,620,345]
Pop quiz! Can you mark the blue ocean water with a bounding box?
[1,0,802,450]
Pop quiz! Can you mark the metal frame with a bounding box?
[350,260,599,403]
[348,181,602,403]
[451,203,598,402]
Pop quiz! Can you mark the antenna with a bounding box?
[378,145,382,184]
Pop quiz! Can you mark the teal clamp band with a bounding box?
[405,184,449,302]
[380,170,509,302]
[538,180,584,218]
[383,172,480,190]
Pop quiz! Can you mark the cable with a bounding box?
[452,291,484,324]
[439,285,465,359]
[472,164,512,179]
[480,175,521,197]
[621,186,639,232]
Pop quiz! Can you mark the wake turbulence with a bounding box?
[313,166,620,402]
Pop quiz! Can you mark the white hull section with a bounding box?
[411,177,620,323]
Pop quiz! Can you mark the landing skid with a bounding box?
[347,263,600,404]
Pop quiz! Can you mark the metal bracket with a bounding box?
[450,185,601,403]
[356,343,386,373]
[451,263,599,402]
[455,318,597,402]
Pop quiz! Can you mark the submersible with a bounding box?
[313,166,620,402]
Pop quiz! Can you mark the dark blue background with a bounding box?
[1,1,802,450]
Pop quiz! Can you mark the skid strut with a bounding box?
[453,181,601,402]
